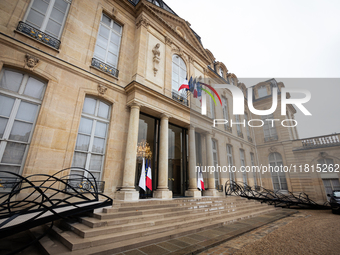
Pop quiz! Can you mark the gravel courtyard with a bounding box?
[201,209,340,255]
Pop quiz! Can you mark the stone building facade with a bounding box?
[0,0,338,203]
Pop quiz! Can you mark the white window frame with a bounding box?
[269,152,287,190]
[244,112,251,138]
[171,55,187,93]
[0,69,46,176]
[72,97,111,181]
[94,13,122,68]
[226,145,234,181]
[250,152,257,186]
[222,97,230,130]
[240,149,247,185]
[235,115,242,133]
[210,96,215,119]
[262,114,277,139]
[212,139,219,188]
[23,0,71,39]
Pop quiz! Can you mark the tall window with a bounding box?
[72,97,111,181]
[226,145,234,182]
[262,114,277,141]
[222,97,230,131]
[240,149,247,185]
[24,0,71,39]
[244,112,251,138]
[172,55,187,93]
[212,140,219,188]
[269,152,287,190]
[235,115,242,135]
[210,96,215,119]
[0,69,46,175]
[317,158,334,172]
[258,86,268,98]
[250,152,257,187]
[94,14,122,68]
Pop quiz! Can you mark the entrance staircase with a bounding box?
[33,196,280,255]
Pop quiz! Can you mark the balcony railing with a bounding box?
[16,21,61,50]
[225,125,232,133]
[264,135,278,142]
[247,136,253,143]
[237,131,244,138]
[172,90,188,106]
[301,134,340,149]
[91,58,119,78]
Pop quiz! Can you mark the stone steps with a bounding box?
[35,196,278,254]
[80,199,255,228]
[38,207,279,255]
[69,203,265,238]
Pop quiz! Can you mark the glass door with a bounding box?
[168,124,187,197]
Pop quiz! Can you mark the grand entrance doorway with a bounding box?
[135,114,159,198]
[168,124,188,197]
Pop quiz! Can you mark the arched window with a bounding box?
[172,55,187,93]
[0,68,46,176]
[269,152,287,190]
[71,96,111,181]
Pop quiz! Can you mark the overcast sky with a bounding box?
[167,0,340,138]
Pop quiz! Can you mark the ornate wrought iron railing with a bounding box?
[225,180,330,209]
[225,125,232,133]
[91,58,119,78]
[16,21,61,50]
[0,168,112,238]
[172,90,189,106]
[237,131,244,138]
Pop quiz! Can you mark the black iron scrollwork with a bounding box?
[0,167,112,238]
[225,180,330,209]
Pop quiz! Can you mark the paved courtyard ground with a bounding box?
[200,209,340,255]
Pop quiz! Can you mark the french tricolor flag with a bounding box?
[197,167,205,191]
[146,159,152,191]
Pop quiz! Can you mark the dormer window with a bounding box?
[219,68,223,77]
[258,86,268,98]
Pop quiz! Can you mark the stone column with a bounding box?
[203,132,218,196]
[116,104,140,201]
[185,125,201,197]
[153,114,172,199]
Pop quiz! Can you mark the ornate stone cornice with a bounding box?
[136,15,150,29]
[139,1,210,64]
[165,36,172,46]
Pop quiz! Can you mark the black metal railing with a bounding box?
[225,125,232,133]
[237,131,244,138]
[225,180,330,209]
[248,136,253,143]
[0,168,112,238]
[172,90,189,106]
[264,135,278,142]
[91,58,119,78]
[16,21,61,50]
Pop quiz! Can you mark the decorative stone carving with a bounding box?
[24,54,39,70]
[152,43,161,77]
[165,36,172,46]
[171,45,183,57]
[319,152,327,158]
[269,146,277,152]
[136,16,149,29]
[97,84,107,95]
[188,55,194,64]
